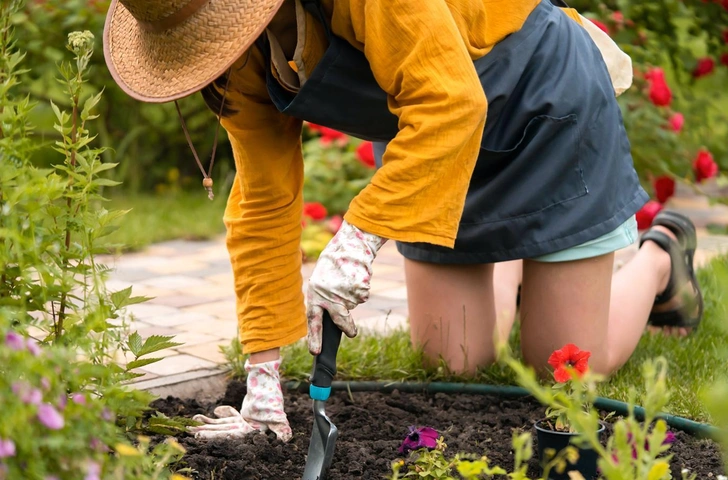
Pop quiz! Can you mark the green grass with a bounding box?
[223,255,728,423]
[103,191,228,252]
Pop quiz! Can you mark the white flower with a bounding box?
[716,475,727,480]
[681,469,688,474]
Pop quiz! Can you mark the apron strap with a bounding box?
[299,0,332,38]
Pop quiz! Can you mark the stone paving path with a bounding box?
[108,192,728,390]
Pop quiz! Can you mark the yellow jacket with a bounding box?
[222,0,540,353]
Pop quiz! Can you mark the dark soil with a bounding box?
[151,380,725,480]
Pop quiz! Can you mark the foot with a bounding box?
[640,217,703,337]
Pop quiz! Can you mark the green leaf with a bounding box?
[128,331,143,357]
[125,357,163,371]
[93,178,122,187]
[137,335,182,357]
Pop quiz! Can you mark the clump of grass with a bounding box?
[102,190,228,252]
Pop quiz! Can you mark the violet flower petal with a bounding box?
[0,439,16,458]
[85,461,101,480]
[26,338,41,356]
[22,388,43,406]
[398,426,440,454]
[4,332,25,351]
[37,404,64,430]
[72,393,86,405]
[663,431,676,445]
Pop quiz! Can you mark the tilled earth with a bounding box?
[151,380,725,480]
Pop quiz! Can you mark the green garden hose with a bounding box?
[285,380,721,441]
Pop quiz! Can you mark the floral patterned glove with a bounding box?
[306,220,387,354]
[188,358,292,442]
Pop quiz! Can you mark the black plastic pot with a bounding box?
[534,420,606,480]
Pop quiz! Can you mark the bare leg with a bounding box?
[405,259,496,375]
[493,260,523,344]
[520,229,672,376]
[249,348,281,364]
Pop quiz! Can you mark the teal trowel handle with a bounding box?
[309,311,343,402]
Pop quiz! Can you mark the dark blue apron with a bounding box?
[259,0,648,264]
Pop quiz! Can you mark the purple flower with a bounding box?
[40,377,51,390]
[101,408,113,422]
[57,394,67,410]
[0,438,16,458]
[26,338,41,356]
[85,461,101,480]
[5,332,25,351]
[663,431,676,444]
[13,382,42,405]
[72,393,86,405]
[398,426,439,455]
[37,404,64,430]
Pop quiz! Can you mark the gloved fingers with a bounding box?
[188,420,256,435]
[191,407,242,425]
[213,405,243,418]
[268,422,293,442]
[306,304,324,355]
[328,303,357,339]
[191,424,258,439]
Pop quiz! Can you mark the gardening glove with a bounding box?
[306,220,387,355]
[188,358,292,442]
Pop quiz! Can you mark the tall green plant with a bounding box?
[1,2,192,477]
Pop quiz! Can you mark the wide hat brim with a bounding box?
[103,0,284,103]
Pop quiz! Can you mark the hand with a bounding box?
[306,220,387,354]
[188,358,292,442]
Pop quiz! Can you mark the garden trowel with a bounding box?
[302,310,343,480]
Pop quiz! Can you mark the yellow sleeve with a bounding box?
[342,0,487,248]
[220,49,307,354]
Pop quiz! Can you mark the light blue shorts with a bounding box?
[530,216,638,263]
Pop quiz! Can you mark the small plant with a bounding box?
[542,343,599,433]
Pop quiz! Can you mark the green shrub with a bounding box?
[1,2,192,478]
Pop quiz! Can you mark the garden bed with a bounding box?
[150,379,725,480]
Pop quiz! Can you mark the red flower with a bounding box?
[589,18,610,35]
[653,176,675,204]
[611,11,624,25]
[303,202,328,221]
[636,200,664,230]
[693,148,719,183]
[693,57,715,78]
[721,53,728,67]
[318,127,348,146]
[646,68,672,107]
[668,112,684,132]
[355,141,376,168]
[547,344,591,383]
[305,122,323,133]
[723,29,728,44]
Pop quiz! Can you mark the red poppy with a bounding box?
[547,344,591,383]
[693,57,715,78]
[653,175,675,204]
[721,53,728,67]
[611,11,624,25]
[303,202,328,221]
[636,200,664,230]
[305,122,323,133]
[355,141,376,168]
[589,18,610,35]
[693,148,719,183]
[646,68,672,107]
[668,112,684,133]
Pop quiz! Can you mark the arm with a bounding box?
[343,0,488,248]
[221,49,307,354]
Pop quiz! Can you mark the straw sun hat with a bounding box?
[103,0,285,103]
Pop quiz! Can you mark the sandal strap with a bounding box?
[650,211,696,252]
[639,229,682,305]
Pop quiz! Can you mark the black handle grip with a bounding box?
[310,310,343,389]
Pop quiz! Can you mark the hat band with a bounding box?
[137,0,212,33]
